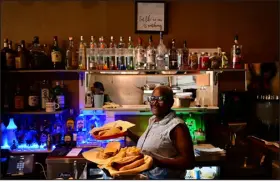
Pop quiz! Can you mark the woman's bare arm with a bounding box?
[127,129,140,144]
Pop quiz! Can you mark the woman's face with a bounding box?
[150,89,170,117]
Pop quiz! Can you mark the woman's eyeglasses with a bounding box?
[147,96,166,104]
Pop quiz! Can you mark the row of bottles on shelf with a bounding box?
[256,95,279,101]
[3,80,66,112]
[1,110,105,151]
[1,33,243,71]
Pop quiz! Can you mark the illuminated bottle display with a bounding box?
[6,118,18,146]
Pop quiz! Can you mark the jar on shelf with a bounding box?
[210,52,221,69]
[190,52,199,70]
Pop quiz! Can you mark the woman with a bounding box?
[92,81,111,103]
[127,86,195,179]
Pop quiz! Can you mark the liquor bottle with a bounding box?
[52,114,63,145]
[118,36,126,70]
[181,41,189,70]
[53,81,65,110]
[78,36,87,70]
[46,134,52,150]
[76,114,86,145]
[98,36,107,70]
[1,38,9,70]
[126,36,134,70]
[89,36,97,70]
[66,109,75,132]
[14,84,25,111]
[39,120,49,146]
[3,84,10,111]
[90,36,97,49]
[109,36,116,48]
[65,37,78,70]
[85,90,93,108]
[156,32,168,70]
[30,36,50,70]
[40,80,50,110]
[109,36,117,70]
[15,40,29,70]
[99,36,107,48]
[28,84,40,111]
[221,52,229,68]
[135,37,145,70]
[51,36,63,69]
[146,35,156,70]
[60,80,67,108]
[231,34,243,69]
[6,40,16,70]
[169,39,178,70]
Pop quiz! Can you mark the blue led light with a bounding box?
[6,118,17,130]
[1,143,56,152]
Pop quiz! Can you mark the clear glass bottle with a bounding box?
[169,39,178,70]
[135,37,146,70]
[65,37,78,70]
[146,35,156,70]
[109,36,117,70]
[117,36,126,70]
[78,36,87,70]
[99,36,107,70]
[89,36,98,70]
[126,36,134,70]
[156,32,167,70]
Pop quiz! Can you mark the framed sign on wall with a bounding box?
[135,1,167,34]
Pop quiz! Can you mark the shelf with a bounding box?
[3,69,84,73]
[3,69,246,75]
[82,106,219,115]
[87,69,246,76]
[3,109,68,115]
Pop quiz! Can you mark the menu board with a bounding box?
[136,2,166,32]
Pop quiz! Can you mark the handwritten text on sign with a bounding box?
[137,3,165,31]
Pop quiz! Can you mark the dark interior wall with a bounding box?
[1,0,279,63]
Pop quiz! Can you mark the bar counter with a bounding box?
[45,138,226,180]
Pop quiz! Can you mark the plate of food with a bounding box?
[104,146,153,177]
[83,142,153,177]
[90,120,135,140]
[82,142,123,165]
[102,102,121,109]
